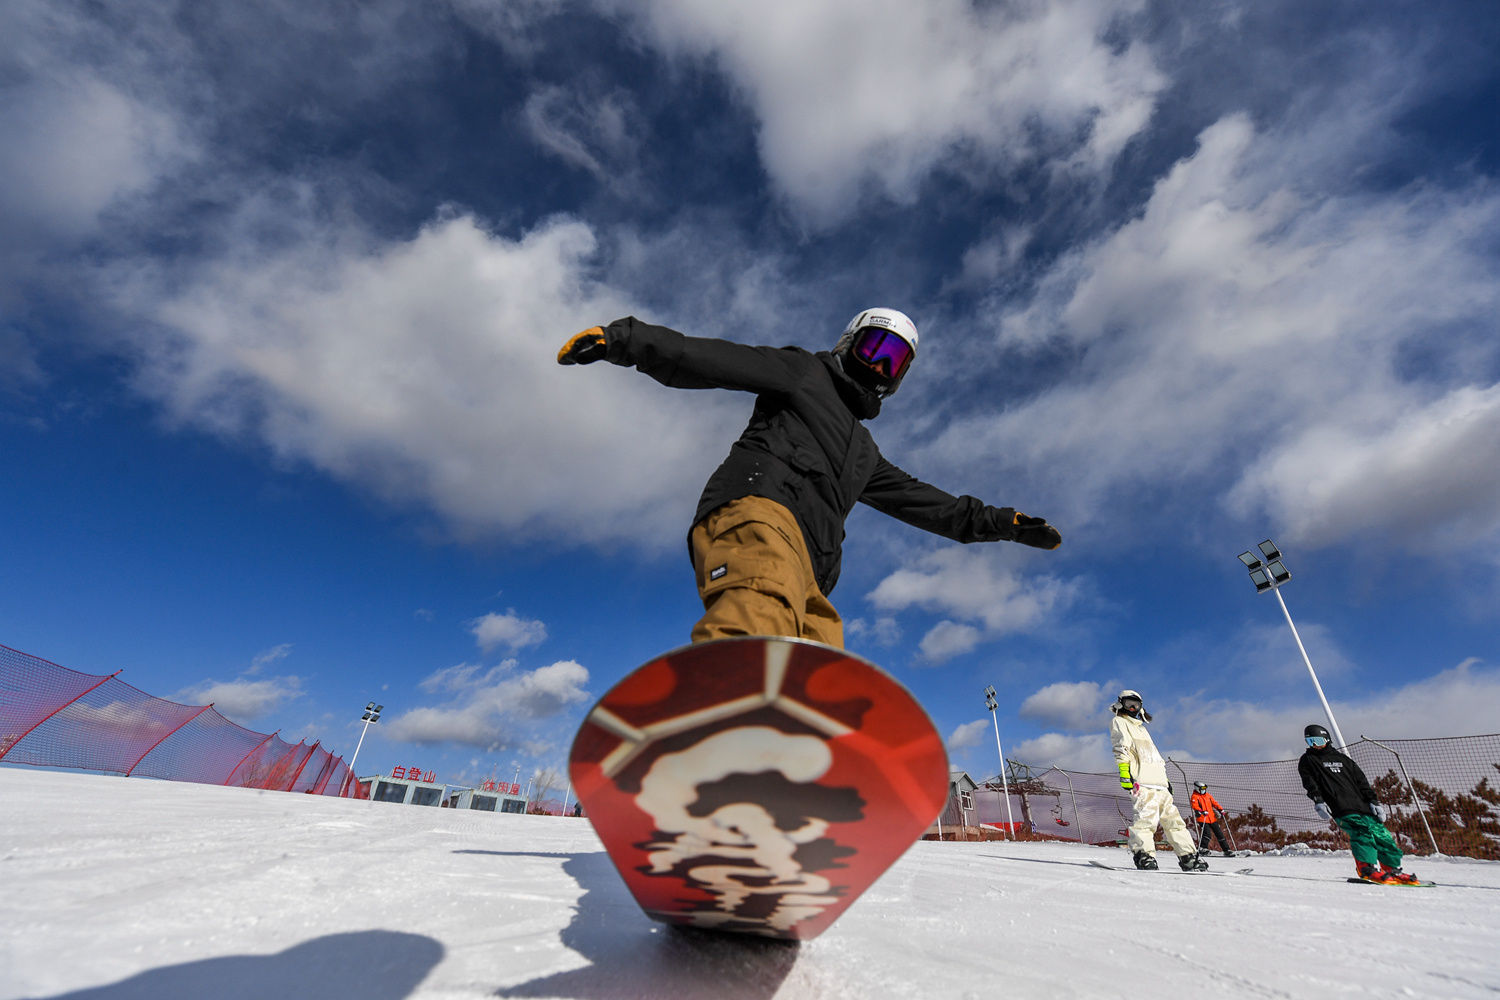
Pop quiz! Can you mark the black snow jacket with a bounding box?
[1298,745,1379,818]
[599,317,1026,595]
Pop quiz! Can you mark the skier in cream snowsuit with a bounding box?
[1110,689,1206,871]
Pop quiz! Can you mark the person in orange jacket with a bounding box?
[1190,781,1233,857]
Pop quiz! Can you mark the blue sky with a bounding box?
[3,0,1499,793]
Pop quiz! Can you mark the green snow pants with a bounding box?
[1335,812,1403,868]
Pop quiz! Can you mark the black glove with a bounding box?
[999,509,1061,549]
[558,326,608,365]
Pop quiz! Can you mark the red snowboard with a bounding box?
[569,636,948,941]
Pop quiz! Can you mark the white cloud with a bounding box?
[386,658,591,748]
[919,621,983,663]
[947,719,989,751]
[1137,658,1500,765]
[867,546,1083,662]
[0,66,188,249]
[604,0,1164,222]
[1231,385,1500,550]
[471,610,547,653]
[248,643,293,674]
[1019,681,1107,732]
[844,616,902,649]
[947,112,1500,553]
[522,85,640,188]
[1010,731,1113,773]
[176,675,304,722]
[108,212,745,548]
[417,661,506,695]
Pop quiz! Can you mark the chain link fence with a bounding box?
[0,642,362,797]
[954,735,1500,859]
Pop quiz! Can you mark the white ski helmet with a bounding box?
[834,307,920,397]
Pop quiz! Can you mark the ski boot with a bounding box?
[1178,851,1209,872]
[1355,861,1394,884]
[1132,850,1159,870]
[1379,864,1421,885]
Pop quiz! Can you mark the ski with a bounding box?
[1088,859,1252,876]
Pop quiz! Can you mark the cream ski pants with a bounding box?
[1128,785,1197,857]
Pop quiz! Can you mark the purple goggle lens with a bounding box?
[851,326,914,380]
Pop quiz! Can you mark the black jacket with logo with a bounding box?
[601,317,1023,595]
[1298,746,1378,818]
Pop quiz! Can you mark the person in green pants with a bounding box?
[1297,724,1421,885]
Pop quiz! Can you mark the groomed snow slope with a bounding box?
[2,767,1497,999]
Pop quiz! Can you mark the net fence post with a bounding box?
[1044,765,1083,843]
[1361,735,1444,858]
[224,730,278,786]
[0,669,121,764]
[1168,758,1195,846]
[124,702,214,777]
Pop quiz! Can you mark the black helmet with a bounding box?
[1304,723,1332,749]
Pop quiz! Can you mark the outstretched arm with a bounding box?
[859,456,1061,549]
[558,317,806,394]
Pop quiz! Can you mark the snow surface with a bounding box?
[3,767,1498,1000]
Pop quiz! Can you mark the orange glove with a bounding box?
[558,327,607,365]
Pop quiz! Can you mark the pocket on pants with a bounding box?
[695,513,802,605]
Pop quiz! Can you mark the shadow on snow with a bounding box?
[462,849,800,1000]
[37,929,444,1000]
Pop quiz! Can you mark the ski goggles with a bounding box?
[1306,735,1330,748]
[850,326,915,381]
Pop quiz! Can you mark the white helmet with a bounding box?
[834,307,920,397]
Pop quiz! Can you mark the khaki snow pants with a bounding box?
[1128,785,1197,857]
[688,496,843,648]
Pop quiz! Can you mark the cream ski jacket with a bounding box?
[1110,712,1170,789]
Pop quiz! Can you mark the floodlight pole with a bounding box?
[984,686,1017,840]
[1271,585,1348,750]
[1238,541,1348,750]
[347,703,382,780]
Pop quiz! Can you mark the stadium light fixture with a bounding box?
[1235,540,1347,749]
[348,701,382,779]
[983,685,1016,841]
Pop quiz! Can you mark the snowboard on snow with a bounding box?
[1088,859,1253,876]
[568,636,948,941]
[1347,876,1436,887]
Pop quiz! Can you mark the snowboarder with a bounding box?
[1110,689,1207,871]
[1190,780,1233,857]
[1297,724,1421,885]
[557,310,1062,647]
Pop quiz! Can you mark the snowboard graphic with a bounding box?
[569,636,948,941]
